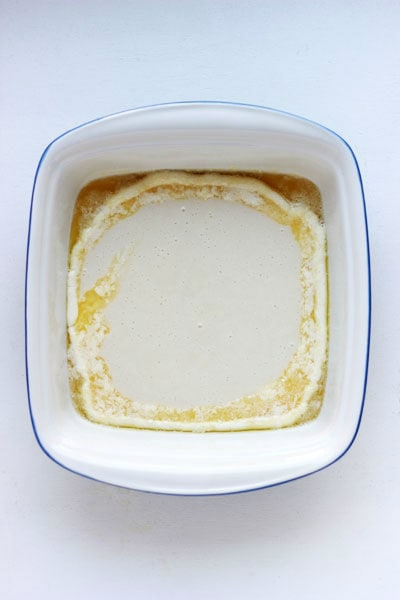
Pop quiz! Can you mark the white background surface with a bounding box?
[1,1,399,598]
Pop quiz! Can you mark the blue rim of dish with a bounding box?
[24,100,371,496]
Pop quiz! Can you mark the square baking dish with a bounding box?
[25,102,370,495]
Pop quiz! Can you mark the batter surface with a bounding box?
[67,171,328,431]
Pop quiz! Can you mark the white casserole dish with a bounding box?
[25,102,370,495]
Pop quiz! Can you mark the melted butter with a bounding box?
[75,270,118,332]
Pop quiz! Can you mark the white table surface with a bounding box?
[1,1,399,598]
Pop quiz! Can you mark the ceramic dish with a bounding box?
[25,102,370,495]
